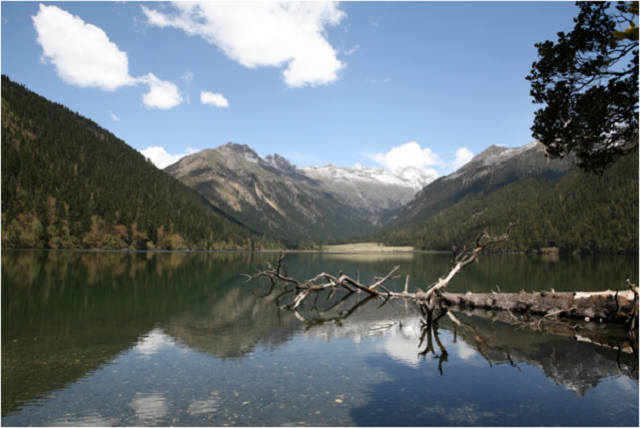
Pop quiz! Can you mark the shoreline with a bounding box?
[321,242,414,253]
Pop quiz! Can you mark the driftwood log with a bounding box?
[242,222,639,331]
[440,287,637,324]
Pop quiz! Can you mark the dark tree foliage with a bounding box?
[527,1,638,174]
[345,154,638,254]
[1,75,280,250]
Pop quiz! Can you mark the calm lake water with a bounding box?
[2,250,638,427]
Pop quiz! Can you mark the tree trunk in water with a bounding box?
[243,223,638,331]
[440,289,636,324]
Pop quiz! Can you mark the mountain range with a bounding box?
[166,140,581,245]
[1,75,637,253]
[165,143,435,242]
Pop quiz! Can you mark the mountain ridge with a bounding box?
[390,141,574,227]
[371,154,638,254]
[166,142,436,241]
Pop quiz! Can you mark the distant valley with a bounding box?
[166,143,435,242]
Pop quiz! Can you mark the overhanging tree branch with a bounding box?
[527,1,639,174]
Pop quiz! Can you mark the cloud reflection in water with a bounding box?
[130,392,169,423]
[133,327,185,359]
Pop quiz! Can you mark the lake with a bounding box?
[2,250,638,426]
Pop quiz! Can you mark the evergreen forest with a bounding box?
[2,75,637,254]
[1,75,280,251]
[364,154,639,254]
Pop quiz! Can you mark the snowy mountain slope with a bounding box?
[301,163,435,219]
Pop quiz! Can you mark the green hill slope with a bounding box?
[389,142,573,228]
[372,154,638,254]
[1,75,278,251]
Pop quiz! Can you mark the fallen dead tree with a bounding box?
[242,223,516,312]
[242,222,638,331]
[440,283,638,325]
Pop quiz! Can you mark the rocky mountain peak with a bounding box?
[218,142,262,163]
[301,162,434,186]
[472,141,541,165]
[445,141,544,181]
[265,153,297,173]
[471,145,509,162]
[167,142,443,237]
[222,142,257,154]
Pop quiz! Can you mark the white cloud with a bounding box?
[374,142,444,172]
[142,2,346,88]
[421,168,440,178]
[140,146,200,169]
[109,111,120,121]
[139,73,183,110]
[452,147,474,170]
[32,4,136,91]
[33,4,184,110]
[201,91,229,108]
[371,22,379,27]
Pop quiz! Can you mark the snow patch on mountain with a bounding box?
[301,163,436,193]
[216,142,436,194]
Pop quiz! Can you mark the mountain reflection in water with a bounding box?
[265,291,638,397]
[2,250,638,426]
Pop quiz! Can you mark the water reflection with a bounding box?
[2,250,638,426]
[188,398,222,415]
[1,250,261,416]
[130,392,169,423]
[134,328,186,360]
[285,291,638,396]
[254,271,638,395]
[50,414,117,427]
[443,311,638,398]
[321,253,416,263]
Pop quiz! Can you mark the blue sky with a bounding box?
[2,1,580,176]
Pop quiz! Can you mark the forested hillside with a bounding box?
[1,75,279,251]
[369,154,638,254]
[389,142,573,228]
